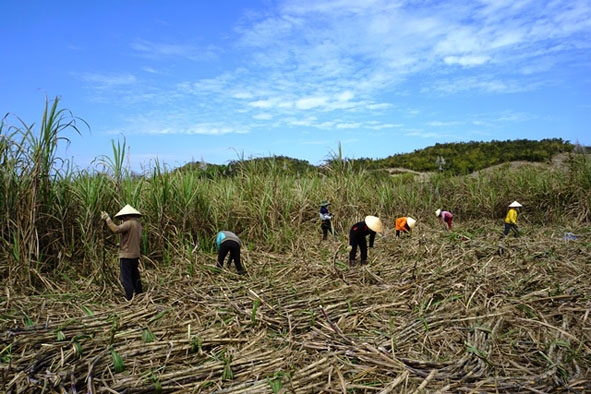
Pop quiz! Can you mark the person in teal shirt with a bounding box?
[216,231,246,274]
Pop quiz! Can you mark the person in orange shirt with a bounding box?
[101,204,143,301]
[395,216,416,238]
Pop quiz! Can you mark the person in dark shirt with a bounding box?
[348,215,383,266]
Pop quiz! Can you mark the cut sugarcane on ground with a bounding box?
[2,221,590,393]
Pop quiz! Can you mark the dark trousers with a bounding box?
[217,240,245,273]
[321,220,332,240]
[349,233,368,262]
[504,223,519,237]
[120,258,143,301]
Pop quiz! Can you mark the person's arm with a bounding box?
[101,212,121,233]
[369,231,376,247]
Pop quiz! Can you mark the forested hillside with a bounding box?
[356,138,576,174]
[178,138,579,176]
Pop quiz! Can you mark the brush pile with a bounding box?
[1,223,590,393]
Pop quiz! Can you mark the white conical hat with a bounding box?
[508,201,522,208]
[364,215,383,233]
[435,209,441,217]
[406,217,417,228]
[114,204,142,218]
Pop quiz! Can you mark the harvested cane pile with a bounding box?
[1,221,591,393]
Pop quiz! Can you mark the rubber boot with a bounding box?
[349,259,356,267]
[360,260,368,265]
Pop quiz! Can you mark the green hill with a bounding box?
[178,138,578,177]
[354,138,576,175]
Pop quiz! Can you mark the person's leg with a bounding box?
[228,241,245,273]
[131,259,142,295]
[119,259,135,300]
[349,242,358,261]
[511,225,520,237]
[446,217,453,230]
[218,243,231,268]
[359,237,368,264]
[322,223,328,240]
[348,230,358,263]
[503,223,511,236]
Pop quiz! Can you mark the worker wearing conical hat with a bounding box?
[503,201,522,237]
[395,216,416,238]
[101,204,143,301]
[319,200,333,241]
[435,209,453,231]
[348,215,383,266]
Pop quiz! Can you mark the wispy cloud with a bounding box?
[78,72,137,89]
[130,39,219,61]
[82,0,591,142]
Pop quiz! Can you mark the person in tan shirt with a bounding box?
[101,204,143,300]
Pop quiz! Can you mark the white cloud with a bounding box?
[443,55,490,67]
[253,113,273,120]
[296,96,328,110]
[78,72,137,88]
[249,99,275,109]
[130,39,218,61]
[427,121,462,127]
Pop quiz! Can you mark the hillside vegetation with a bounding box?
[178,138,579,177]
[1,98,590,393]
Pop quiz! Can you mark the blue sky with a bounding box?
[2,0,590,172]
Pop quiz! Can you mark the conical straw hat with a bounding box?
[320,200,330,207]
[364,215,383,233]
[114,204,142,218]
[435,209,441,217]
[508,201,522,208]
[406,217,417,228]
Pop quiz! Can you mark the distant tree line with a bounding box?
[354,138,575,175]
[177,138,577,177]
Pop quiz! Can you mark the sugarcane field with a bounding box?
[1,105,591,393]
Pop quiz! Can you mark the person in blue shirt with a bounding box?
[216,231,246,275]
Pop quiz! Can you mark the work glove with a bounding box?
[100,211,110,221]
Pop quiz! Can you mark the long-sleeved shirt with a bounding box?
[106,217,142,259]
[350,221,376,247]
[216,231,241,249]
[395,217,409,232]
[505,208,518,224]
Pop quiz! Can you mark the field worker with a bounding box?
[503,201,522,237]
[395,216,417,238]
[101,204,143,301]
[435,209,454,231]
[216,230,246,275]
[319,200,333,240]
[348,215,383,266]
